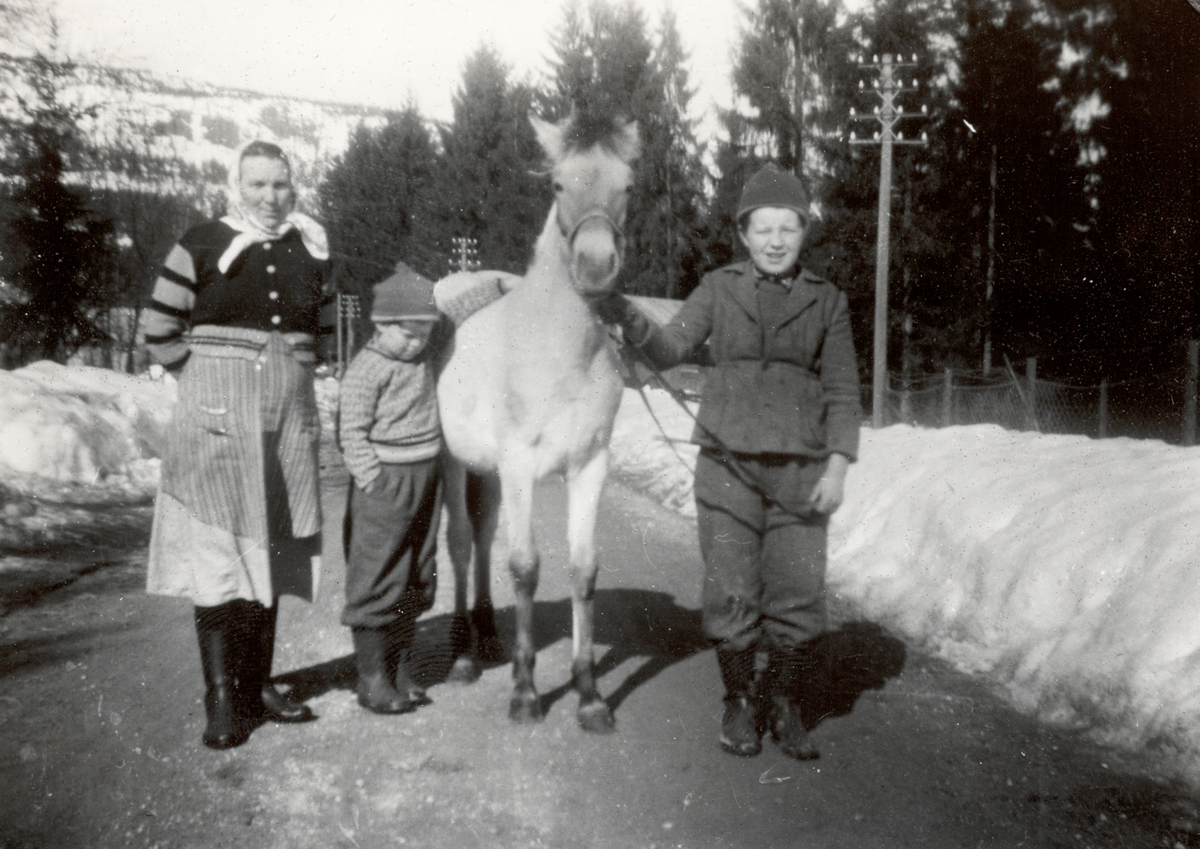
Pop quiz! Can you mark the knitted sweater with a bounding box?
[338,342,441,489]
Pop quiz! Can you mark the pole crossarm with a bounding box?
[848,54,928,148]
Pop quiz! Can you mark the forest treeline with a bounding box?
[1,0,1197,383]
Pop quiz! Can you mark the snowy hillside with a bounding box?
[2,56,390,203]
[7,363,1200,790]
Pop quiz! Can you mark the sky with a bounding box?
[6,359,1200,791]
[50,0,744,126]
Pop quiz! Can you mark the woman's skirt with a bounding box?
[147,327,322,606]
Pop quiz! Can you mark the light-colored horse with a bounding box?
[434,113,639,732]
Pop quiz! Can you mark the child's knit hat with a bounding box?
[371,261,438,322]
[736,164,811,227]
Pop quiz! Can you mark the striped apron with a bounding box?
[147,326,322,606]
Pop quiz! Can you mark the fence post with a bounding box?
[941,367,953,427]
[1098,379,1108,440]
[1026,357,1039,432]
[1185,340,1199,446]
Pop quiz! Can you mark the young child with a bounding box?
[338,262,449,715]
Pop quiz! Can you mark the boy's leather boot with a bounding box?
[766,644,820,760]
[716,646,762,757]
[386,613,429,706]
[352,627,415,714]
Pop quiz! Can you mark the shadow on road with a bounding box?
[272,591,907,733]
[803,622,908,730]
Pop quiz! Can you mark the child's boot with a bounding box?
[766,643,820,760]
[716,646,762,757]
[352,627,414,714]
[386,613,429,706]
[249,601,314,723]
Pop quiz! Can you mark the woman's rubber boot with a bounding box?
[250,602,315,723]
[352,627,415,714]
[194,603,254,750]
[716,647,762,757]
[386,613,429,707]
[766,645,820,761]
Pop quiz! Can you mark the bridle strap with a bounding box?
[560,208,623,250]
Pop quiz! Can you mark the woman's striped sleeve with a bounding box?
[141,243,197,371]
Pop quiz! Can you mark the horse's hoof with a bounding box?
[446,655,482,684]
[577,701,615,734]
[509,693,544,724]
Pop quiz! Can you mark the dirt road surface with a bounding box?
[2,443,1199,848]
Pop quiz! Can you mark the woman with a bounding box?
[603,164,861,760]
[142,140,332,749]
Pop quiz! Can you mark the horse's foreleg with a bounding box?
[567,447,614,733]
[467,472,504,662]
[500,461,541,723]
[443,458,481,683]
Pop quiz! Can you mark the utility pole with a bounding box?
[450,236,480,274]
[336,291,360,378]
[850,53,928,429]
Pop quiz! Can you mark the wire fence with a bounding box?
[880,356,1197,446]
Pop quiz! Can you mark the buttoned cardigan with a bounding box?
[143,220,333,370]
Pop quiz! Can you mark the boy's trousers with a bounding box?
[341,459,440,630]
[694,449,829,653]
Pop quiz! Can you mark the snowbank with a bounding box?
[0,361,173,494]
[830,424,1200,783]
[9,365,1200,787]
[609,387,698,518]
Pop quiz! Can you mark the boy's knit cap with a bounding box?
[736,164,811,226]
[371,261,438,322]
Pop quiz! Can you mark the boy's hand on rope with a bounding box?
[592,293,650,345]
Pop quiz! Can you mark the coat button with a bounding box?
[266,265,276,274]
[271,315,282,326]
[269,291,279,300]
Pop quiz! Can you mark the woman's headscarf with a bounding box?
[218,140,329,274]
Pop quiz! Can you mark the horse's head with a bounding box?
[532,112,640,297]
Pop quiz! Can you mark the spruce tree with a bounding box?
[0,53,117,366]
[436,45,549,274]
[544,0,710,298]
[318,105,441,295]
[622,8,710,298]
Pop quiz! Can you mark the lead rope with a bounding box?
[610,327,821,521]
[613,334,696,473]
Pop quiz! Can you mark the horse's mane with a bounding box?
[558,110,633,157]
[528,108,640,177]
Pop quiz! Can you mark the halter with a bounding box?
[558,207,625,255]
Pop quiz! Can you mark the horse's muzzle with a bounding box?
[570,216,623,294]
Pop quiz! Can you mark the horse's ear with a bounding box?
[530,114,566,163]
[612,120,641,164]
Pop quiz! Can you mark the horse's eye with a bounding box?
[553,182,564,193]
[625,185,634,195]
